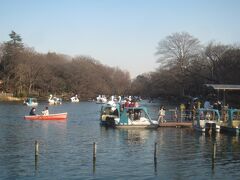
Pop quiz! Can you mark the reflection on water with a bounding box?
[0,102,240,179]
[119,129,151,145]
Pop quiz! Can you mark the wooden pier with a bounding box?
[159,122,192,128]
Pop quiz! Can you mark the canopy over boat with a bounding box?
[24,113,67,121]
[100,103,158,128]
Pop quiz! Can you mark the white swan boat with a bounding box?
[96,95,107,104]
[48,94,62,105]
[71,95,80,102]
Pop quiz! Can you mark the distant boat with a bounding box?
[70,95,79,103]
[24,113,67,121]
[23,98,38,106]
[100,103,158,128]
[193,108,221,133]
[96,95,107,104]
[48,94,62,105]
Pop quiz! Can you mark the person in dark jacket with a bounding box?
[29,107,36,116]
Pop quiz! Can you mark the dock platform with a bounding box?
[159,122,192,128]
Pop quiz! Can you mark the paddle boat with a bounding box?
[193,108,221,133]
[23,98,38,106]
[96,95,107,104]
[48,94,62,105]
[100,103,158,128]
[71,95,80,103]
[220,109,240,135]
[24,112,67,121]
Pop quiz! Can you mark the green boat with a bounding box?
[100,103,158,129]
[193,108,221,133]
[220,109,240,135]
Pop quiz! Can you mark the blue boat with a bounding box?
[193,108,221,133]
[100,103,158,128]
[220,109,240,135]
[23,98,38,106]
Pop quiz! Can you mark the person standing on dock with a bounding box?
[158,105,166,123]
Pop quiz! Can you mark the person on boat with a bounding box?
[129,99,136,107]
[29,107,36,116]
[204,99,211,109]
[158,105,166,123]
[42,106,49,115]
[134,110,140,120]
[124,98,130,108]
[217,100,222,115]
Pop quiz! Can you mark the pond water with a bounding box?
[0,101,239,179]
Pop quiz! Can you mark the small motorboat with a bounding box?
[24,113,67,121]
[23,98,38,106]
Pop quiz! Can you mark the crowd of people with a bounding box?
[156,97,224,123]
[180,98,223,121]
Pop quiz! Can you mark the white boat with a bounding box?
[96,95,107,104]
[70,95,79,102]
[23,98,38,106]
[193,108,221,133]
[100,103,158,129]
[48,94,62,105]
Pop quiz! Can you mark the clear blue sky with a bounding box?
[1,0,240,78]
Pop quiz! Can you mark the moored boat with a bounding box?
[193,108,221,133]
[220,109,240,135]
[100,103,158,129]
[24,113,67,121]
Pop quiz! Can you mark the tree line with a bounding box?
[131,32,240,106]
[0,31,131,99]
[1,31,240,104]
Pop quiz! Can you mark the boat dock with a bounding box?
[159,122,192,128]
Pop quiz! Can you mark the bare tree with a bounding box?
[156,32,201,68]
[204,42,229,82]
[156,32,201,96]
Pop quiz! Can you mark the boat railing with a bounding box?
[161,109,221,122]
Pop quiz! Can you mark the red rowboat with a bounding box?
[24,113,67,121]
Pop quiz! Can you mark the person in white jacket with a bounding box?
[42,107,49,115]
[158,105,166,123]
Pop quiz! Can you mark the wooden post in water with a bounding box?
[154,142,157,159]
[154,142,157,173]
[35,141,39,156]
[35,141,39,170]
[212,142,216,169]
[93,142,97,160]
[93,142,97,173]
